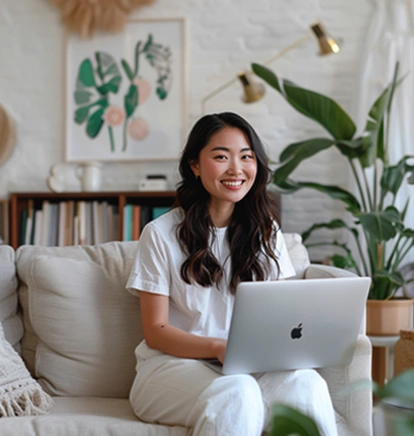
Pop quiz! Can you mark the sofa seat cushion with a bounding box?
[0,397,189,436]
[16,242,144,398]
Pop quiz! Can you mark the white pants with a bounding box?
[129,342,338,436]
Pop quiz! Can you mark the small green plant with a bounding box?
[252,62,414,300]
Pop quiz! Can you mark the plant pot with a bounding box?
[366,299,413,336]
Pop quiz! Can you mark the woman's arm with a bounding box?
[139,291,227,363]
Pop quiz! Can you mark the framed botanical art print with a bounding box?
[65,18,188,162]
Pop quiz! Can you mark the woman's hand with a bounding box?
[211,338,227,364]
[140,291,228,361]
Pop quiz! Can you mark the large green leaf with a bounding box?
[74,99,108,125]
[86,107,105,138]
[74,89,94,105]
[124,84,139,117]
[252,64,356,140]
[274,179,361,212]
[273,138,335,185]
[74,106,91,124]
[380,156,414,196]
[357,206,401,242]
[301,219,358,242]
[96,76,122,95]
[77,59,96,87]
[94,52,122,94]
[375,369,414,407]
[121,59,134,81]
[335,137,371,160]
[269,404,320,436]
[362,64,405,167]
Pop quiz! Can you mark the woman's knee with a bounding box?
[194,375,264,435]
[202,374,263,413]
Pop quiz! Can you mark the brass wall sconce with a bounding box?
[201,22,341,113]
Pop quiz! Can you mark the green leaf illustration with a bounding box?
[74,89,94,105]
[124,84,139,117]
[78,59,96,87]
[121,60,134,81]
[86,107,105,138]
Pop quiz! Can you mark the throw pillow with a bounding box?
[0,322,53,417]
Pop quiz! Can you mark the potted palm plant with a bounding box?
[252,62,414,335]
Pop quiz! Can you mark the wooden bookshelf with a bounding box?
[9,191,176,249]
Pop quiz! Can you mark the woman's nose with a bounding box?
[227,159,242,174]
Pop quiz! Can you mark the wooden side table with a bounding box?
[368,335,400,387]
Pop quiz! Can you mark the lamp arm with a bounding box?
[201,31,313,114]
[262,32,313,66]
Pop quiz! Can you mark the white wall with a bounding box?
[0,0,373,259]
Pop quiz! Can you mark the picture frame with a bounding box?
[65,18,188,162]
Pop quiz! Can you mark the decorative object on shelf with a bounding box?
[252,61,414,334]
[0,104,16,167]
[76,161,103,192]
[138,174,168,191]
[46,163,67,193]
[48,0,156,38]
[65,18,187,162]
[201,22,340,114]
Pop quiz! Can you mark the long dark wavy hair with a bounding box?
[175,112,280,293]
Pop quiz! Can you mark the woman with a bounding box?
[127,112,338,436]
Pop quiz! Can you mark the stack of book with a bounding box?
[20,200,171,246]
[122,204,170,241]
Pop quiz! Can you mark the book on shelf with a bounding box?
[123,204,133,242]
[132,205,141,240]
[152,206,170,220]
[33,210,43,246]
[57,202,66,246]
[0,200,9,244]
[24,200,34,245]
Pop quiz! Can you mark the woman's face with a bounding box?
[190,126,257,218]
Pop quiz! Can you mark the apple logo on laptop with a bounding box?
[290,323,303,339]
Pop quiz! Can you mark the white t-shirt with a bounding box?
[126,208,295,340]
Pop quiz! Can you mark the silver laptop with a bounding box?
[202,277,371,375]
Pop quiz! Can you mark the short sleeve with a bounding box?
[126,223,171,297]
[273,229,296,279]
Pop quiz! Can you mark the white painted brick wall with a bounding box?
[0,0,374,260]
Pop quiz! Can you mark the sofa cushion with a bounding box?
[283,233,310,279]
[0,397,188,436]
[16,242,143,398]
[0,245,23,352]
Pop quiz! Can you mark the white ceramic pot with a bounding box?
[76,161,103,192]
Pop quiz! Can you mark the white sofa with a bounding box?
[0,234,373,435]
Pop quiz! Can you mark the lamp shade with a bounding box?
[311,22,341,55]
[238,72,266,103]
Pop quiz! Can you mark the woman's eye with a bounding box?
[214,155,227,160]
[242,154,254,160]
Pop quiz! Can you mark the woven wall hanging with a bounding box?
[48,0,156,38]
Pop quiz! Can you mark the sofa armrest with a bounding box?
[305,264,358,279]
[317,335,373,436]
